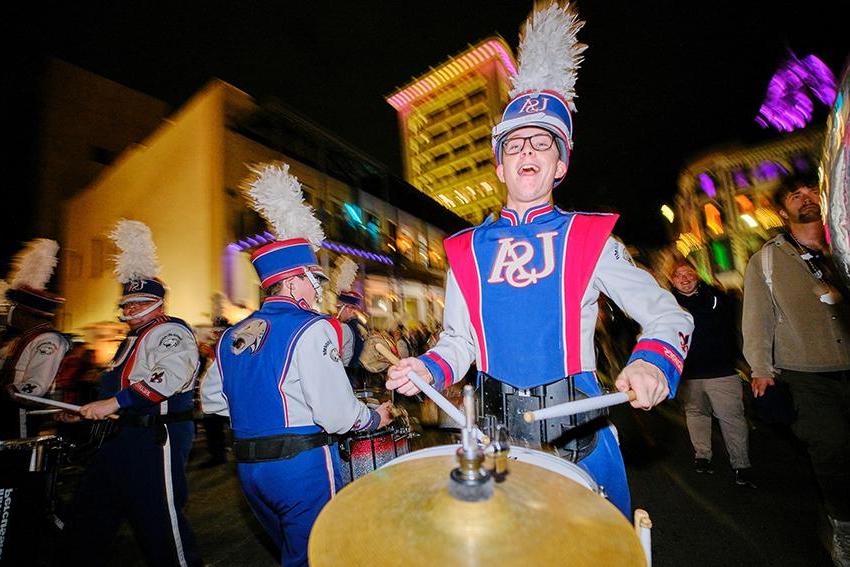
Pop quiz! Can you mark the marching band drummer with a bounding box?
[0,239,69,439]
[65,220,203,567]
[387,1,693,517]
[200,163,391,567]
[332,256,369,386]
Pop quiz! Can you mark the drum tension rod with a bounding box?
[448,386,494,502]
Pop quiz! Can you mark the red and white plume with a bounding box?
[110,220,161,284]
[243,162,325,250]
[510,1,587,111]
[8,239,60,291]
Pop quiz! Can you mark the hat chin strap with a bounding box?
[119,299,163,322]
[304,271,323,305]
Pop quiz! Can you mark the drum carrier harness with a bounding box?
[479,374,607,462]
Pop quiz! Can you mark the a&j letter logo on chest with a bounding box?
[487,231,558,288]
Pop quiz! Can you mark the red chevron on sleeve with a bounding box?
[130,381,167,403]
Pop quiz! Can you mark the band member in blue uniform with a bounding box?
[387,2,693,516]
[1,239,69,439]
[201,163,391,567]
[66,220,202,567]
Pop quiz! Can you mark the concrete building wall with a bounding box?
[61,82,228,332]
[37,59,170,239]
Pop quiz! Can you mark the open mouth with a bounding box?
[517,163,540,176]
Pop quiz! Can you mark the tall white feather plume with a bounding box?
[333,256,358,295]
[510,1,587,111]
[9,239,60,291]
[109,220,160,284]
[244,163,325,250]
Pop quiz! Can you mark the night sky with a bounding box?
[3,1,848,261]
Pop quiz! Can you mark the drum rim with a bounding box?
[0,434,62,449]
[385,443,599,492]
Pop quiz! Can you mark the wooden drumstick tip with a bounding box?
[523,411,534,423]
[375,342,400,365]
[634,508,652,529]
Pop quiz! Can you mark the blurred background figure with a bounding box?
[743,172,850,565]
[390,324,412,359]
[0,239,69,439]
[52,340,98,406]
[669,260,755,487]
[196,312,230,468]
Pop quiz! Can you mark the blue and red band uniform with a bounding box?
[65,315,202,567]
[201,237,380,566]
[418,204,692,515]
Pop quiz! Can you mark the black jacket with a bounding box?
[671,283,740,380]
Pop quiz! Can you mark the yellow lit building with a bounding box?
[61,80,466,343]
[386,38,517,223]
[671,128,823,288]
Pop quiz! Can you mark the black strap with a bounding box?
[233,432,337,463]
[118,410,194,428]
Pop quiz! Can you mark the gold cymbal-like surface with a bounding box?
[309,456,646,566]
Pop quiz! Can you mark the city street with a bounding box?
[47,396,832,566]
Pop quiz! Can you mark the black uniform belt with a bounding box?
[233,432,338,463]
[118,410,194,428]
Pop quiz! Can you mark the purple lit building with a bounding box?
[672,128,823,288]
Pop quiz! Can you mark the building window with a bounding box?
[418,234,429,267]
[386,220,398,253]
[397,228,415,261]
[89,238,106,278]
[89,145,117,166]
[468,90,487,104]
[703,203,725,236]
[65,250,82,280]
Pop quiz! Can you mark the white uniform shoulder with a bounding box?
[143,321,198,353]
[297,318,342,360]
[28,331,69,356]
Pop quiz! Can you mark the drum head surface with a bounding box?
[309,455,645,566]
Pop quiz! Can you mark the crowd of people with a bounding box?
[1,2,846,566]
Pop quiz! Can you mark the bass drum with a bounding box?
[385,443,601,496]
[0,435,67,566]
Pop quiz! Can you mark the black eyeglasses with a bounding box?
[502,133,555,155]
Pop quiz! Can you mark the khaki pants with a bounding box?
[680,375,751,469]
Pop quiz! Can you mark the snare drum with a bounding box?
[339,425,411,484]
[385,444,601,495]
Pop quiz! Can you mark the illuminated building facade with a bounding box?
[671,128,823,288]
[61,80,467,343]
[387,38,517,223]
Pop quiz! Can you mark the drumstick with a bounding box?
[14,392,120,420]
[375,343,489,444]
[634,509,653,566]
[522,390,637,423]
